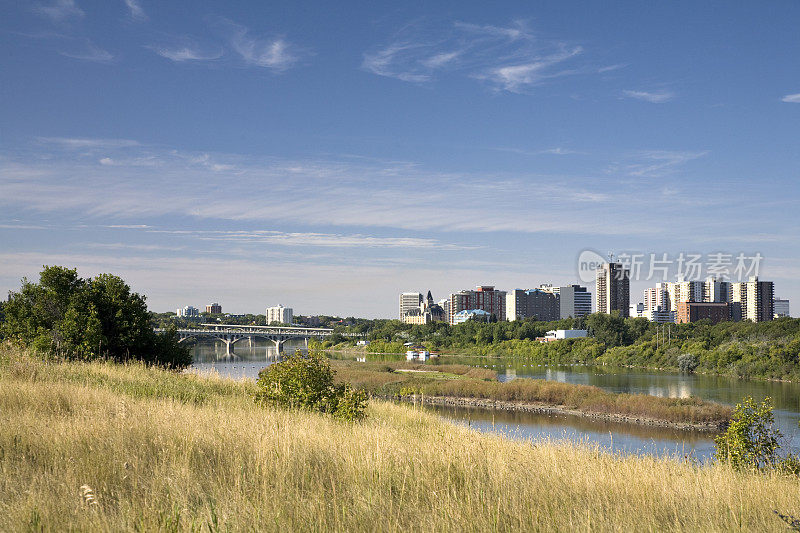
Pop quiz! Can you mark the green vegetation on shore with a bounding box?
[0,266,190,367]
[320,313,800,381]
[1,345,798,532]
[332,360,731,427]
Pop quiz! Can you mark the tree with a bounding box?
[1,266,191,368]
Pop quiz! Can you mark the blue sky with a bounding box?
[1,0,799,317]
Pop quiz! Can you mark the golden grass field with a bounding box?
[1,346,799,532]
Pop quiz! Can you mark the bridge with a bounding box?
[157,323,335,356]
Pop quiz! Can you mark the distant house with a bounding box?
[537,329,589,343]
[356,340,370,346]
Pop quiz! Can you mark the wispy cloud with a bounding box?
[189,230,476,250]
[598,64,626,73]
[35,0,84,22]
[0,141,664,237]
[37,136,140,148]
[782,93,800,103]
[480,46,583,93]
[611,150,708,178]
[123,0,147,21]
[622,89,675,103]
[227,23,301,71]
[362,20,586,93]
[154,45,223,62]
[59,40,114,62]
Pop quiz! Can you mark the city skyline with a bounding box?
[2,1,800,317]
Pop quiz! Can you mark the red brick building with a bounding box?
[676,302,729,324]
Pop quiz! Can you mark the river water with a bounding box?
[190,342,800,461]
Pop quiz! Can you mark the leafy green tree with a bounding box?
[1,266,191,367]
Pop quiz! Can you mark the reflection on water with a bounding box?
[190,339,307,380]
[422,403,715,461]
[190,346,800,460]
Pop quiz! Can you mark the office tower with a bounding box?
[596,263,630,317]
[399,292,423,319]
[558,284,592,319]
[506,288,559,322]
[266,305,293,325]
[448,286,506,324]
[775,298,790,318]
[205,302,222,314]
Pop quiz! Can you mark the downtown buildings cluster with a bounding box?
[400,262,791,326]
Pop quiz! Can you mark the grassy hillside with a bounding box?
[1,346,798,531]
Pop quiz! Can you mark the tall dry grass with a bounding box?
[0,345,797,531]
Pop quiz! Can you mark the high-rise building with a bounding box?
[176,305,200,318]
[448,286,506,324]
[506,289,559,321]
[644,283,670,312]
[775,298,790,318]
[558,284,592,319]
[730,277,774,322]
[399,292,423,319]
[665,279,704,311]
[704,277,731,303]
[266,305,293,325]
[596,263,630,317]
[205,302,222,314]
[676,302,729,324]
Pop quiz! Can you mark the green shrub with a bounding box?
[254,352,367,421]
[677,353,699,373]
[714,396,790,472]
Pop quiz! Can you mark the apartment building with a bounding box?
[448,286,506,324]
[596,263,630,317]
[266,305,293,325]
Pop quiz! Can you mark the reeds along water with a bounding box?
[0,347,795,532]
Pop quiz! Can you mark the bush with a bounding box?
[254,352,367,421]
[677,353,699,373]
[714,396,800,472]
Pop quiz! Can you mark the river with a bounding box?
[190,342,800,461]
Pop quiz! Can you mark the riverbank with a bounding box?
[3,347,796,531]
[394,394,724,431]
[332,361,731,430]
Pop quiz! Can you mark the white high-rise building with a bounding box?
[558,284,592,318]
[665,279,704,310]
[730,277,774,322]
[176,305,200,318]
[399,292,423,319]
[266,305,293,325]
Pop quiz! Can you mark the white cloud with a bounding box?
[362,20,585,92]
[781,93,800,103]
[229,27,299,70]
[483,47,582,93]
[0,142,663,237]
[37,137,140,148]
[58,40,114,62]
[189,230,476,250]
[612,150,708,178]
[123,0,146,21]
[154,46,223,62]
[622,89,675,103]
[35,0,84,22]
